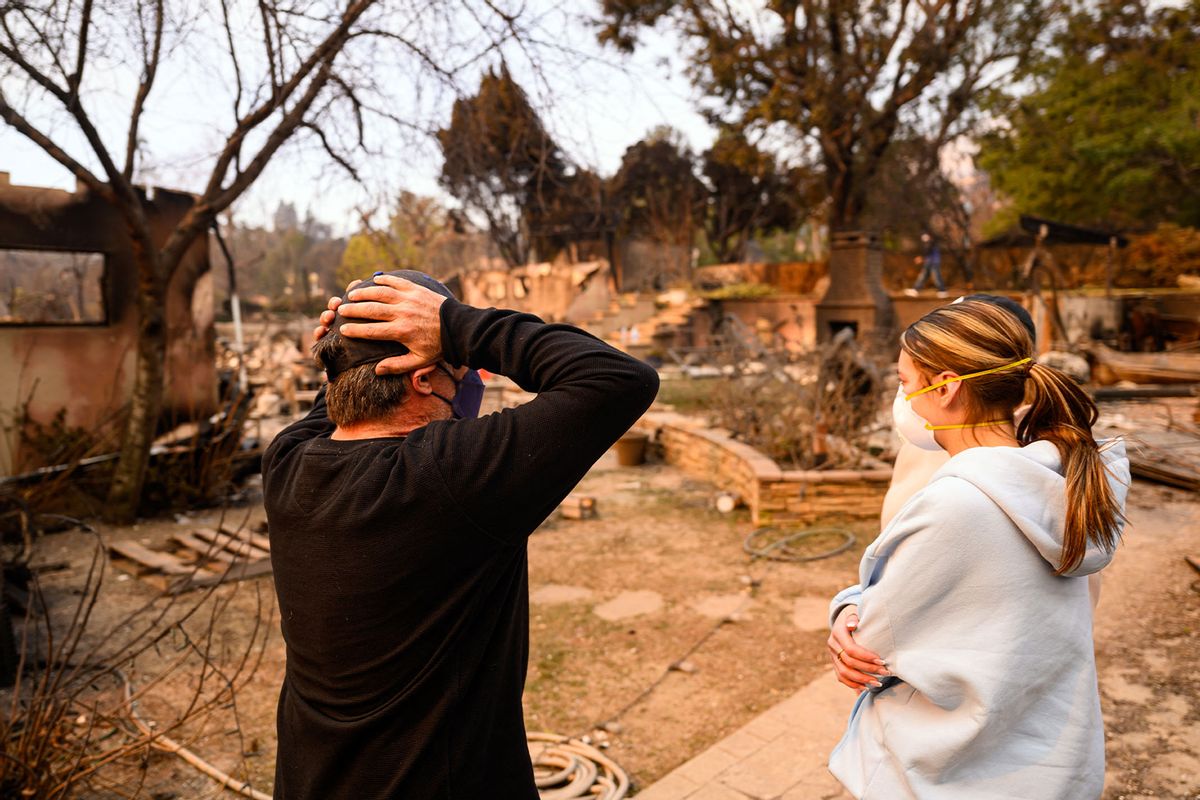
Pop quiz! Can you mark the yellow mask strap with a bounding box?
[904,357,1032,401]
[924,420,1011,431]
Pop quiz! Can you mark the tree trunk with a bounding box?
[825,143,868,233]
[0,565,16,687]
[825,152,849,233]
[105,247,168,523]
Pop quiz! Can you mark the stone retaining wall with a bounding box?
[636,412,891,525]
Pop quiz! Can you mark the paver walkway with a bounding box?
[635,672,855,799]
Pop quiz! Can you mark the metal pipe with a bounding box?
[211,222,248,393]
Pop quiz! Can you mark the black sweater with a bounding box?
[262,299,659,799]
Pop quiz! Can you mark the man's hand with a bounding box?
[337,273,448,374]
[312,280,363,345]
[827,605,889,693]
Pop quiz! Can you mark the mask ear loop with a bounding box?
[905,357,1032,431]
[431,362,463,414]
[925,420,1011,431]
[904,357,1032,401]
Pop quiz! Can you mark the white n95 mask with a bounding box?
[892,386,942,451]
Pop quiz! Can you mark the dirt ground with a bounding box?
[12,434,1200,798]
[1095,481,1200,800]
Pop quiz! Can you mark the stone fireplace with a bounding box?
[815,230,895,349]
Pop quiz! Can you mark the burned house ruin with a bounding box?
[0,174,216,477]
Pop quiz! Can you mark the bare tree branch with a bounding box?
[8,6,70,84]
[123,0,164,181]
[0,91,112,201]
[67,0,94,104]
[161,52,343,271]
[198,0,375,211]
[0,19,136,208]
[352,28,460,86]
[257,0,281,99]
[301,119,361,182]
[0,35,71,102]
[219,0,245,120]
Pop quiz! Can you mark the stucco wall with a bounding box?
[0,176,215,476]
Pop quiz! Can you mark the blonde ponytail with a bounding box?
[1018,363,1124,574]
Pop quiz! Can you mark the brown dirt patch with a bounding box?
[10,450,1195,797]
[522,452,875,789]
[1096,482,1200,800]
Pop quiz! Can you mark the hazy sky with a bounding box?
[0,3,714,236]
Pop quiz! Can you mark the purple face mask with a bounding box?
[433,365,485,419]
[452,369,485,419]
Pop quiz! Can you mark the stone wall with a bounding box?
[759,470,893,524]
[706,296,818,353]
[636,412,891,526]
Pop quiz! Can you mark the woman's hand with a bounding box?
[828,605,890,692]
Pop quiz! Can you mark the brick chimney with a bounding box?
[815,230,896,350]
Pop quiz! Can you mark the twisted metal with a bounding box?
[528,732,631,800]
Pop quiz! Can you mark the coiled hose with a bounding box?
[742,526,856,562]
[528,732,630,799]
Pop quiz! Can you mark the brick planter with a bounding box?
[635,411,892,525]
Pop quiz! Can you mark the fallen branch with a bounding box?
[122,671,271,800]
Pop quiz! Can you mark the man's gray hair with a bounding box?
[312,334,407,427]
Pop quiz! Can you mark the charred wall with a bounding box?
[0,174,215,476]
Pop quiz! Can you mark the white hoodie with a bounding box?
[828,439,1130,800]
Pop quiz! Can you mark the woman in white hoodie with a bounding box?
[827,299,1129,800]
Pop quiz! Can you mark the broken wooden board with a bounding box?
[1094,425,1200,493]
[206,526,271,555]
[172,532,240,563]
[108,526,272,593]
[109,540,213,577]
[1127,431,1200,492]
[178,558,275,591]
[1130,459,1200,492]
[1090,343,1200,385]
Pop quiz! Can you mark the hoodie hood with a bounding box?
[930,438,1130,576]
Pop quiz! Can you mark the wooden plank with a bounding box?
[1092,343,1200,385]
[217,525,271,553]
[172,532,240,564]
[192,527,270,560]
[1129,459,1200,492]
[169,557,275,594]
[109,540,198,576]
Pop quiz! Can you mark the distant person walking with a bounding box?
[824,299,1129,799]
[905,232,947,297]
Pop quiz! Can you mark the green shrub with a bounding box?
[700,282,778,300]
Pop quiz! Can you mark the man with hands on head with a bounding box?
[262,270,659,800]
